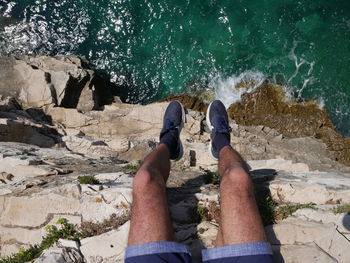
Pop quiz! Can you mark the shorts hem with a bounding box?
[125,241,191,258]
[202,242,273,261]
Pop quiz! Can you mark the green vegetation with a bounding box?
[189,201,220,223]
[277,203,316,220]
[188,203,208,223]
[0,218,85,263]
[332,204,350,214]
[0,213,131,263]
[179,165,188,171]
[257,197,316,225]
[198,227,205,234]
[124,160,142,172]
[202,169,220,185]
[80,213,130,236]
[196,203,209,221]
[257,196,277,226]
[78,175,100,185]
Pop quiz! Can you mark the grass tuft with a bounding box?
[332,204,350,214]
[0,218,85,263]
[79,213,130,237]
[257,197,316,225]
[78,175,100,185]
[257,196,277,226]
[276,203,316,220]
[189,201,220,223]
[124,160,142,172]
[202,169,220,185]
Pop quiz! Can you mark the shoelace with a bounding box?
[213,118,231,134]
[160,119,179,138]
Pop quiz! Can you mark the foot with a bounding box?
[159,101,185,161]
[206,100,231,159]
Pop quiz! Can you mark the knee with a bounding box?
[220,168,254,196]
[132,168,165,195]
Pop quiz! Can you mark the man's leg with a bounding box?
[128,143,174,245]
[203,100,273,263]
[125,101,192,263]
[216,145,266,246]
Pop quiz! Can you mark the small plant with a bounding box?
[189,201,220,223]
[188,203,208,223]
[0,218,85,263]
[179,165,188,171]
[202,169,220,185]
[198,228,205,234]
[124,160,142,172]
[257,196,277,226]
[78,175,100,185]
[196,203,208,220]
[332,204,350,214]
[0,246,41,263]
[257,197,317,225]
[79,212,130,237]
[276,203,316,220]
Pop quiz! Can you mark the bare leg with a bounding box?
[216,145,266,247]
[128,144,175,245]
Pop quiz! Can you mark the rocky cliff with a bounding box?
[0,56,349,263]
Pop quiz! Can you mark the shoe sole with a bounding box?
[172,101,186,162]
[206,102,217,160]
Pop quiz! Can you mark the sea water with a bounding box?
[0,0,349,136]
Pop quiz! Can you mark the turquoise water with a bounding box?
[1,0,349,136]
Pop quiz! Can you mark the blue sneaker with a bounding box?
[159,101,185,161]
[206,100,231,159]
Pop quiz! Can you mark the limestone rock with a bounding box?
[80,221,130,263]
[268,171,350,204]
[266,218,350,262]
[249,159,309,173]
[293,208,350,239]
[0,56,113,111]
[34,247,85,263]
[0,156,54,182]
[272,244,337,263]
[62,135,118,158]
[0,118,57,147]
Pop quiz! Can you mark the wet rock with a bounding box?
[159,94,209,112]
[228,83,350,166]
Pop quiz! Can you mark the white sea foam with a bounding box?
[209,71,265,108]
[316,97,325,109]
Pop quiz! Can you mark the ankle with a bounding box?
[159,129,179,158]
[213,132,230,154]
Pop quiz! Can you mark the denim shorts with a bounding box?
[125,241,274,263]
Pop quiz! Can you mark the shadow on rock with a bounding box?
[0,103,61,148]
[252,168,284,263]
[167,172,207,263]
